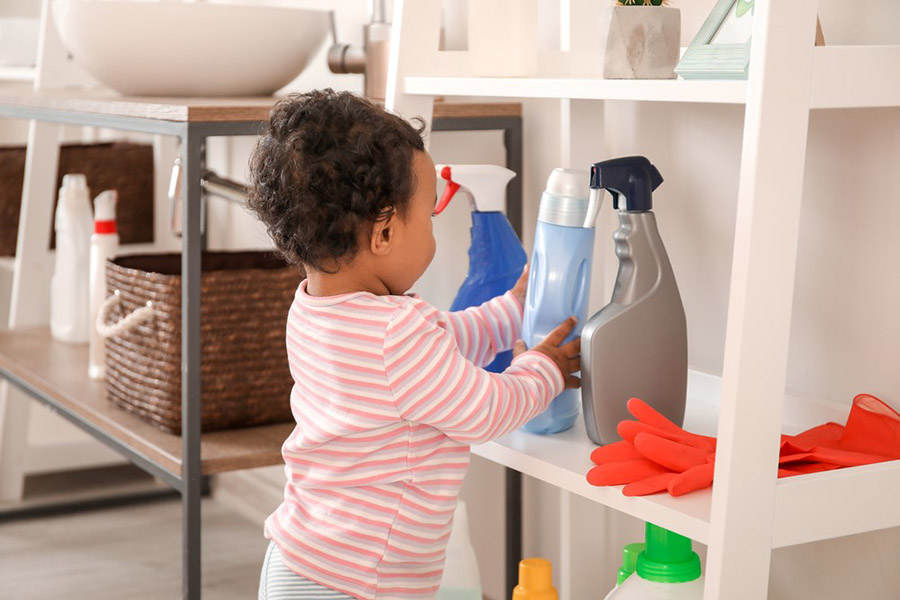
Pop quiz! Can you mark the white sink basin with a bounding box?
[51,0,330,97]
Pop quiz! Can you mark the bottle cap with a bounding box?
[513,558,558,600]
[93,190,118,234]
[617,542,645,585]
[589,156,663,212]
[62,173,88,190]
[636,523,701,584]
[538,168,590,227]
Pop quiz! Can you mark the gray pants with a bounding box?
[259,541,355,600]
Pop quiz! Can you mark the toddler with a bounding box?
[248,89,580,600]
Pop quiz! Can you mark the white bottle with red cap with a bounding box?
[88,190,119,379]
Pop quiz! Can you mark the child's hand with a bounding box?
[511,264,529,307]
[513,317,581,389]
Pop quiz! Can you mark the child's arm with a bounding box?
[384,304,565,445]
[440,291,523,368]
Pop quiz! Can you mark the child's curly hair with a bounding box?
[248,89,425,272]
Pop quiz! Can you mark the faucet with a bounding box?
[327,0,391,104]
[167,157,248,237]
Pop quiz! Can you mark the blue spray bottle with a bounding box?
[521,169,597,434]
[437,164,527,373]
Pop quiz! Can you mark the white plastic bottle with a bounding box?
[604,524,704,600]
[436,501,482,600]
[602,542,645,599]
[88,190,119,379]
[50,174,94,344]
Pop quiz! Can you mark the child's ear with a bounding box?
[370,215,394,256]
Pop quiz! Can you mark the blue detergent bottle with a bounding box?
[437,164,527,373]
[522,168,597,434]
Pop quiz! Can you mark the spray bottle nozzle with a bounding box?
[434,164,515,214]
[590,156,663,212]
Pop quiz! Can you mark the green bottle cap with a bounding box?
[616,543,645,585]
[636,523,702,584]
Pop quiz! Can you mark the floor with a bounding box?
[1,493,267,599]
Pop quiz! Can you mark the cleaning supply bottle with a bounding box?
[521,168,595,434]
[604,523,704,599]
[50,173,94,344]
[437,164,527,373]
[603,542,645,599]
[512,558,558,600]
[89,190,119,379]
[436,501,482,600]
[581,156,687,446]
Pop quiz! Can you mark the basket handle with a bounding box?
[96,291,157,339]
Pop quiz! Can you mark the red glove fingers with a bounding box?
[623,472,678,497]
[633,433,711,472]
[626,397,684,433]
[618,420,716,452]
[587,458,671,487]
[624,398,717,451]
[590,440,644,465]
[668,462,716,496]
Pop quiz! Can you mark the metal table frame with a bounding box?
[0,101,262,598]
[0,102,524,599]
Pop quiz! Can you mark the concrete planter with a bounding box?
[600,6,680,79]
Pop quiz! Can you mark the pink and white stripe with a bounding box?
[265,280,563,599]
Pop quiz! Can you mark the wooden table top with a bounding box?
[0,327,293,477]
[0,87,521,123]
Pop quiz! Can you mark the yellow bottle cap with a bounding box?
[512,558,558,600]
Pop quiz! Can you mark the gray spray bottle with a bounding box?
[580,156,688,446]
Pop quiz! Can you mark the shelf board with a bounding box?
[0,88,283,123]
[406,76,747,104]
[0,328,293,481]
[0,66,36,83]
[473,369,900,548]
[405,46,900,109]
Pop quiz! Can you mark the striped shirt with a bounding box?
[264,280,564,599]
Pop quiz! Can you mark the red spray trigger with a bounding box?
[434,165,460,216]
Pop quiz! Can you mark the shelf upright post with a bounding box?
[384,0,439,139]
[0,120,61,501]
[705,1,819,598]
[0,0,91,501]
[180,124,204,599]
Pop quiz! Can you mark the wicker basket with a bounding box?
[0,142,154,256]
[99,251,303,434]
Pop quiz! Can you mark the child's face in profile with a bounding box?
[378,150,437,294]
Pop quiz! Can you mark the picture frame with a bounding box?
[675,0,754,80]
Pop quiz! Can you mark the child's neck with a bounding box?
[305,263,394,298]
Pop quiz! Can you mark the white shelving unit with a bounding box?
[387,1,900,598]
[473,370,900,550]
[0,67,37,83]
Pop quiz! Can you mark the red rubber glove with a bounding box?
[588,399,716,497]
[587,394,900,497]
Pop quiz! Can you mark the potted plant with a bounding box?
[600,0,681,79]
